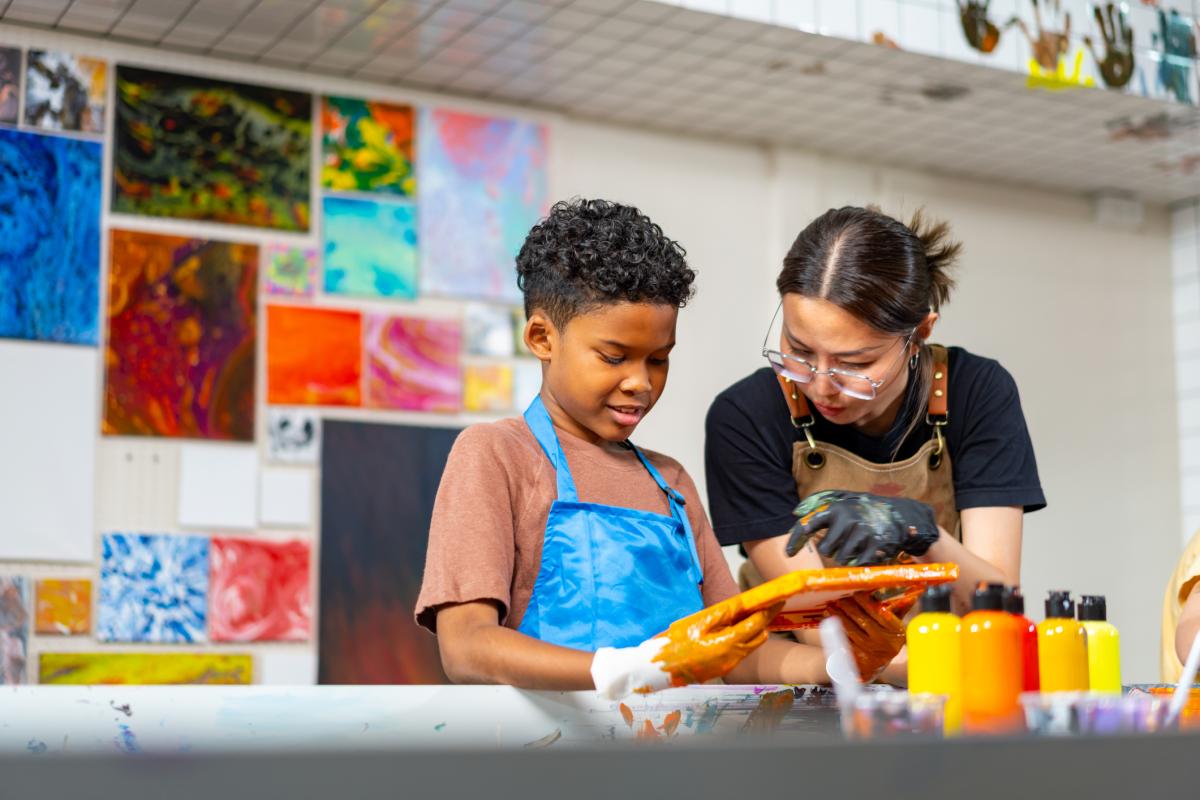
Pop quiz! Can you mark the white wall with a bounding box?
[1173,204,1200,545]
[2,22,1183,684]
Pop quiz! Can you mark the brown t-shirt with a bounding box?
[415,417,739,635]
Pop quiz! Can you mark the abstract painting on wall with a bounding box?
[463,364,513,412]
[264,244,317,297]
[0,47,20,124]
[24,50,106,133]
[0,128,101,345]
[512,307,533,356]
[365,314,462,412]
[267,408,321,464]
[419,108,547,302]
[209,537,311,642]
[322,196,418,299]
[112,65,311,231]
[321,95,415,195]
[35,578,91,635]
[104,230,257,440]
[0,577,29,684]
[97,533,209,643]
[267,305,362,406]
[320,420,458,684]
[464,303,515,358]
[40,652,252,685]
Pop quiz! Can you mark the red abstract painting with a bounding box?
[267,305,362,406]
[209,537,311,642]
[103,229,257,440]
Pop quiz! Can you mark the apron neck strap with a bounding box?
[523,396,579,502]
[624,441,703,585]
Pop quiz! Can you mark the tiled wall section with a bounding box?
[1174,202,1200,544]
[663,0,1200,102]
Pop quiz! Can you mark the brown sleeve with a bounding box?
[672,465,739,606]
[414,424,517,634]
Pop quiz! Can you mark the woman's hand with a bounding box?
[785,490,940,566]
[827,591,907,682]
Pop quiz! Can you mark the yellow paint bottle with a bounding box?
[906,585,962,734]
[1078,595,1121,694]
[1037,591,1089,693]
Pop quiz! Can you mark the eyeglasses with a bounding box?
[760,302,914,401]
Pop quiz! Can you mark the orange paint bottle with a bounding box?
[1003,587,1040,693]
[961,583,1023,734]
[1037,591,1089,693]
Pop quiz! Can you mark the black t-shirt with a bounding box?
[704,346,1045,547]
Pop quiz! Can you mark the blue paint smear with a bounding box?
[26,739,47,754]
[114,723,139,753]
[0,128,101,345]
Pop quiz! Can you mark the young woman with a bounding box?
[705,206,1045,682]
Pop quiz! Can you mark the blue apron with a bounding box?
[517,396,705,650]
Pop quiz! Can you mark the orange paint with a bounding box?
[661,710,682,736]
[35,579,92,635]
[619,702,634,728]
[266,305,362,406]
[961,585,1023,734]
[636,719,659,739]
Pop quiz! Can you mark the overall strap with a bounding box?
[625,441,704,585]
[522,396,579,502]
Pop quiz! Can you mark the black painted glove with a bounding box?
[785,490,940,566]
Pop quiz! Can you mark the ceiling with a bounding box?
[5,0,1200,203]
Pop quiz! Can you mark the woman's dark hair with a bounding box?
[778,206,961,448]
[516,198,695,328]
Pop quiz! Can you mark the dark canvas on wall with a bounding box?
[319,419,460,684]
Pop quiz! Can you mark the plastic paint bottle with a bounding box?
[906,585,962,734]
[1078,595,1121,694]
[1003,587,1040,693]
[961,583,1023,734]
[1037,591,1089,693]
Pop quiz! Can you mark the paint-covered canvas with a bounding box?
[321,95,415,195]
[112,65,311,231]
[264,244,317,297]
[267,408,321,464]
[103,230,257,440]
[322,196,418,299]
[39,652,252,684]
[365,314,461,412]
[419,108,547,302]
[210,537,311,642]
[0,47,20,124]
[267,305,362,406]
[463,364,513,412]
[464,303,515,358]
[97,533,209,643]
[24,50,106,133]
[35,578,91,635]
[320,420,457,683]
[0,128,101,345]
[0,577,29,684]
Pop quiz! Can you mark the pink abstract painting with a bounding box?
[365,314,462,412]
[209,537,311,642]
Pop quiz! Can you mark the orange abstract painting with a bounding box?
[267,305,362,406]
[35,579,91,635]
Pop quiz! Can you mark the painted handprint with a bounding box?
[958,1,1001,54]
[1085,3,1135,88]
[1153,7,1196,104]
[1008,0,1071,72]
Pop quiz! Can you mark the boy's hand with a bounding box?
[826,591,906,682]
[591,599,783,699]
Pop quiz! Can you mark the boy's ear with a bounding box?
[525,310,555,362]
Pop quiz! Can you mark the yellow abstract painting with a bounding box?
[35,579,91,635]
[39,652,253,685]
[463,364,513,412]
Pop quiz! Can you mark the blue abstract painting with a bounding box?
[98,533,209,643]
[0,128,101,345]
[322,195,418,299]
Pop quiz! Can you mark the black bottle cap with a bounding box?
[1078,595,1107,622]
[972,582,1005,612]
[1045,590,1075,619]
[1003,586,1025,616]
[920,585,953,614]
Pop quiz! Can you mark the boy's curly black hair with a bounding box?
[515,198,695,328]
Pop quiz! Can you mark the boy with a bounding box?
[415,199,889,696]
[1163,527,1200,680]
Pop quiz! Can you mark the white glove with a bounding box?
[590,636,673,700]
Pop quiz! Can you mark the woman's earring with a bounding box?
[909,352,919,371]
